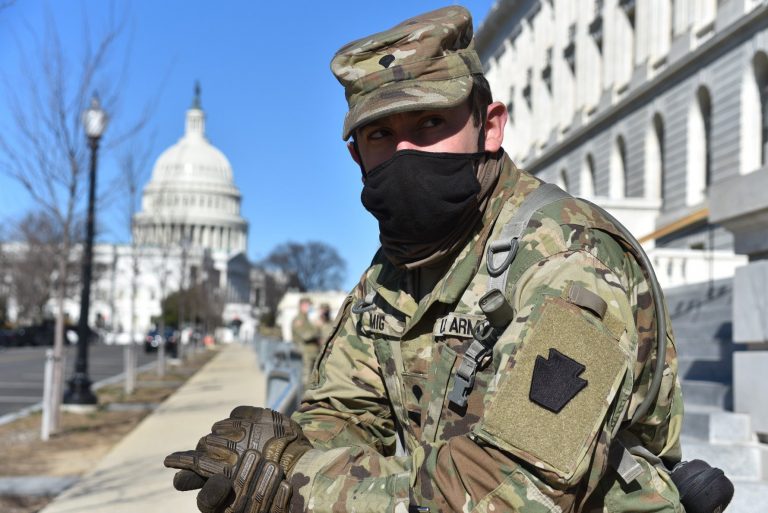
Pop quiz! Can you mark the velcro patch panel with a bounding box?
[479,296,628,480]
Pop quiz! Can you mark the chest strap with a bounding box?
[487,183,569,293]
[448,184,569,409]
[448,289,516,408]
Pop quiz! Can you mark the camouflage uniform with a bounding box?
[316,305,335,344]
[292,308,321,388]
[286,6,684,513]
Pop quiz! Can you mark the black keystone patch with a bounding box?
[378,55,396,68]
[529,348,588,413]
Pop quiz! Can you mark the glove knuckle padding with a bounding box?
[212,419,244,436]
[270,482,293,513]
[206,434,238,451]
[230,405,268,420]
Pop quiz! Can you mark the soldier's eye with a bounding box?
[367,128,390,141]
[420,116,444,129]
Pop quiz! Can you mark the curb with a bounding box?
[0,476,79,497]
[0,360,158,426]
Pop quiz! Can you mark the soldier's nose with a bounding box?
[396,140,418,152]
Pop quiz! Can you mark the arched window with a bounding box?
[656,114,666,204]
[616,0,635,86]
[742,53,767,174]
[670,0,676,43]
[687,86,712,205]
[557,168,569,192]
[646,113,665,203]
[610,136,628,198]
[756,53,768,168]
[699,87,713,188]
[581,154,596,198]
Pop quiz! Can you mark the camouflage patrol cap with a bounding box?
[331,5,483,140]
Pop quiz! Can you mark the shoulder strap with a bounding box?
[487,183,569,292]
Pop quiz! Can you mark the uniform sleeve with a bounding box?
[291,295,399,457]
[286,249,682,513]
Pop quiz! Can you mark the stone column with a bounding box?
[710,169,768,437]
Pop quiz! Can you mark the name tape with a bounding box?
[361,310,405,337]
[433,313,484,339]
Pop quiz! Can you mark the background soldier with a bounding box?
[315,303,333,340]
[291,297,320,388]
[165,6,731,513]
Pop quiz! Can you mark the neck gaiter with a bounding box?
[361,149,501,268]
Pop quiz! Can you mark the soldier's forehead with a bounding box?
[357,103,471,130]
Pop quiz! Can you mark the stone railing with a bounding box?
[647,247,747,289]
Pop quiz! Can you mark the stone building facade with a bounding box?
[474,0,768,288]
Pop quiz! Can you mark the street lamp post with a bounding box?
[64,93,108,406]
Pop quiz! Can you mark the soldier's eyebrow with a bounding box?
[362,110,436,131]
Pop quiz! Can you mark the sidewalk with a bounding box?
[39,343,266,513]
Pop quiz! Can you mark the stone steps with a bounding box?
[666,278,735,383]
[682,380,731,409]
[682,407,754,442]
[676,336,728,360]
[681,439,768,482]
[663,280,768,507]
[727,481,768,513]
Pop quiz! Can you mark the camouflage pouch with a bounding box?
[585,455,683,512]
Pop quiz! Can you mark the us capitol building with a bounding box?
[66,87,264,340]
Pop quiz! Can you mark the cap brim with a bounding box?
[342,76,474,140]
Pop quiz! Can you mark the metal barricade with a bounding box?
[252,335,303,414]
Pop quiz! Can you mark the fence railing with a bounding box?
[252,335,303,414]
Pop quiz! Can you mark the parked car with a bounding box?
[0,329,20,348]
[10,322,80,346]
[144,327,178,357]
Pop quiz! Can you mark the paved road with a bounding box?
[0,344,157,417]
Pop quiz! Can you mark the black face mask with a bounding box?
[361,149,483,249]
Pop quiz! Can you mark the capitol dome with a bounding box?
[133,85,248,254]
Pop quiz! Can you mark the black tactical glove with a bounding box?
[670,459,734,513]
[164,406,312,513]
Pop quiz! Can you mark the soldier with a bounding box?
[165,6,732,513]
[315,303,333,342]
[291,297,320,388]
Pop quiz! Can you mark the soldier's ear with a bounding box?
[347,140,366,181]
[347,140,362,165]
[483,101,508,153]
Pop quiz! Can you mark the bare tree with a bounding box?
[8,211,71,326]
[0,232,10,326]
[263,241,346,292]
[0,5,150,434]
[117,137,154,393]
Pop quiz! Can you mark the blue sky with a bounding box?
[0,1,493,291]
